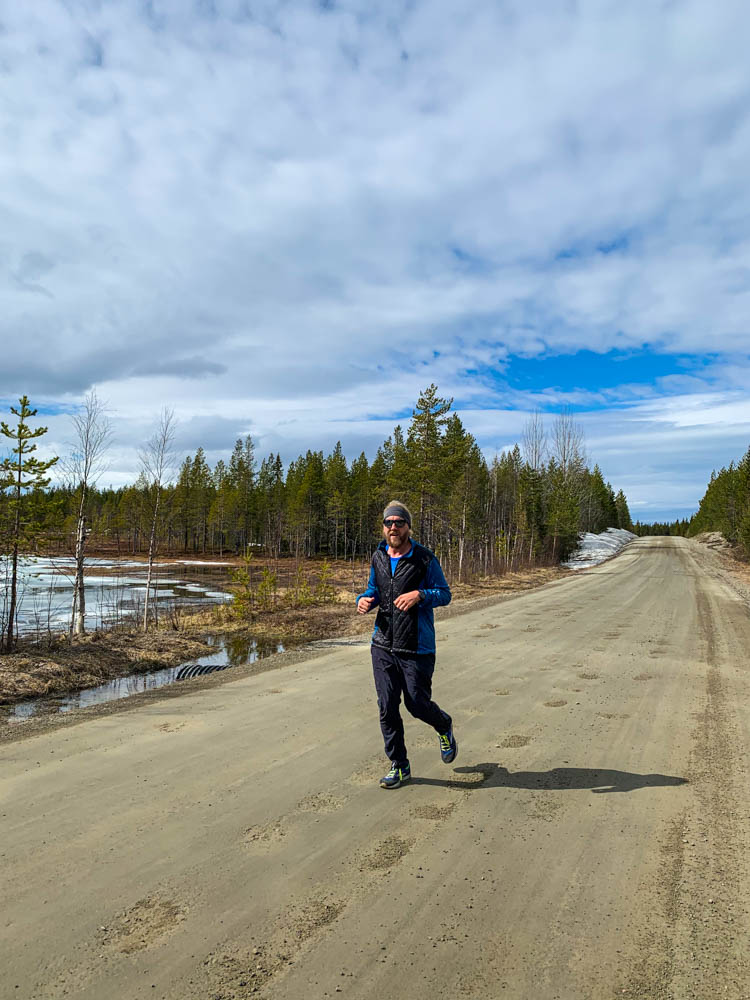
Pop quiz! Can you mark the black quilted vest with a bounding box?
[372,541,432,653]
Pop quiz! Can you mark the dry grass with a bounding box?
[0,631,212,704]
[1,559,567,707]
[449,565,567,600]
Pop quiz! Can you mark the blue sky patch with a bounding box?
[502,349,709,400]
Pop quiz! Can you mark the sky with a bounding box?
[2,0,750,523]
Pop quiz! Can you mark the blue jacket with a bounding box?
[356,540,451,654]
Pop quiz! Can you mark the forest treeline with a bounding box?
[631,519,690,537]
[1,386,633,581]
[687,446,750,555]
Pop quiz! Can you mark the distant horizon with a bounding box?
[0,387,721,526]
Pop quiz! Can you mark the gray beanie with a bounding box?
[383,501,412,526]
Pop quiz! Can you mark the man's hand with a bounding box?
[357,596,375,614]
[393,590,422,612]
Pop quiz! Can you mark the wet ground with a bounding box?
[3,555,233,636]
[4,632,285,723]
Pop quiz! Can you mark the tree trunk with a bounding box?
[7,538,19,652]
[71,487,87,636]
[458,498,466,582]
[143,490,161,631]
[6,469,22,651]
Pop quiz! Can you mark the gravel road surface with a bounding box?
[2,537,749,1000]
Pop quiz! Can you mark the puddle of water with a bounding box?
[6,634,286,722]
[2,556,234,636]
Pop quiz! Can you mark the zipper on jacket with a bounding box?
[389,559,394,651]
[389,547,412,653]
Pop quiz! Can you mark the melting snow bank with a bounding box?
[563,528,637,570]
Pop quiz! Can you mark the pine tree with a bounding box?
[349,451,372,556]
[209,459,229,555]
[189,447,213,553]
[582,465,610,533]
[407,384,452,549]
[388,426,412,513]
[173,456,193,553]
[441,413,486,578]
[689,446,750,556]
[614,489,633,530]
[257,453,285,556]
[227,437,255,553]
[0,396,58,650]
[324,442,349,559]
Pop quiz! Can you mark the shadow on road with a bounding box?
[412,763,688,794]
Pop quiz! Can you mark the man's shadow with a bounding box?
[412,763,688,794]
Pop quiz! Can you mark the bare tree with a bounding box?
[140,409,177,631]
[521,409,547,470]
[65,390,112,637]
[550,408,586,482]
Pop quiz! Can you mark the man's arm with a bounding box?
[356,564,380,614]
[418,557,452,608]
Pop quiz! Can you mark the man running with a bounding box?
[356,501,456,789]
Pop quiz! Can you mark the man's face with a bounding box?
[383,517,410,548]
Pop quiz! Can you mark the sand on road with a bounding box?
[2,536,750,1000]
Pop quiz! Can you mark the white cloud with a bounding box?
[2,0,750,517]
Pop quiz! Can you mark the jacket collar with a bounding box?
[378,539,415,558]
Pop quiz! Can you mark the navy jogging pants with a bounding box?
[371,646,452,767]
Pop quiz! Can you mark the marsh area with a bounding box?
[2,555,233,638]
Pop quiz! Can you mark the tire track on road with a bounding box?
[620,572,750,999]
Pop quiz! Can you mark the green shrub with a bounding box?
[255,567,278,610]
[314,560,337,604]
[229,557,254,618]
[287,565,314,608]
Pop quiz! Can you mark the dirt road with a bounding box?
[3,537,750,1000]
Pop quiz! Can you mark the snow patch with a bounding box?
[564,528,637,570]
[172,560,229,566]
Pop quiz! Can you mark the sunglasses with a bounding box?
[383,518,407,528]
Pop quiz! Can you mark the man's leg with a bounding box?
[400,652,452,733]
[371,646,408,766]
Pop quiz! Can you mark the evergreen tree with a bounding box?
[614,489,633,530]
[689,445,750,556]
[441,413,486,578]
[349,451,372,556]
[173,456,193,552]
[227,436,255,553]
[324,442,349,560]
[0,396,58,650]
[257,453,285,556]
[407,384,452,549]
[209,459,230,555]
[388,426,411,512]
[189,447,213,553]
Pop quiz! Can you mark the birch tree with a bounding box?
[550,408,586,483]
[140,409,176,630]
[65,390,111,636]
[522,410,547,470]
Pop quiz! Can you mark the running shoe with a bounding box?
[380,763,411,789]
[438,728,458,764]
